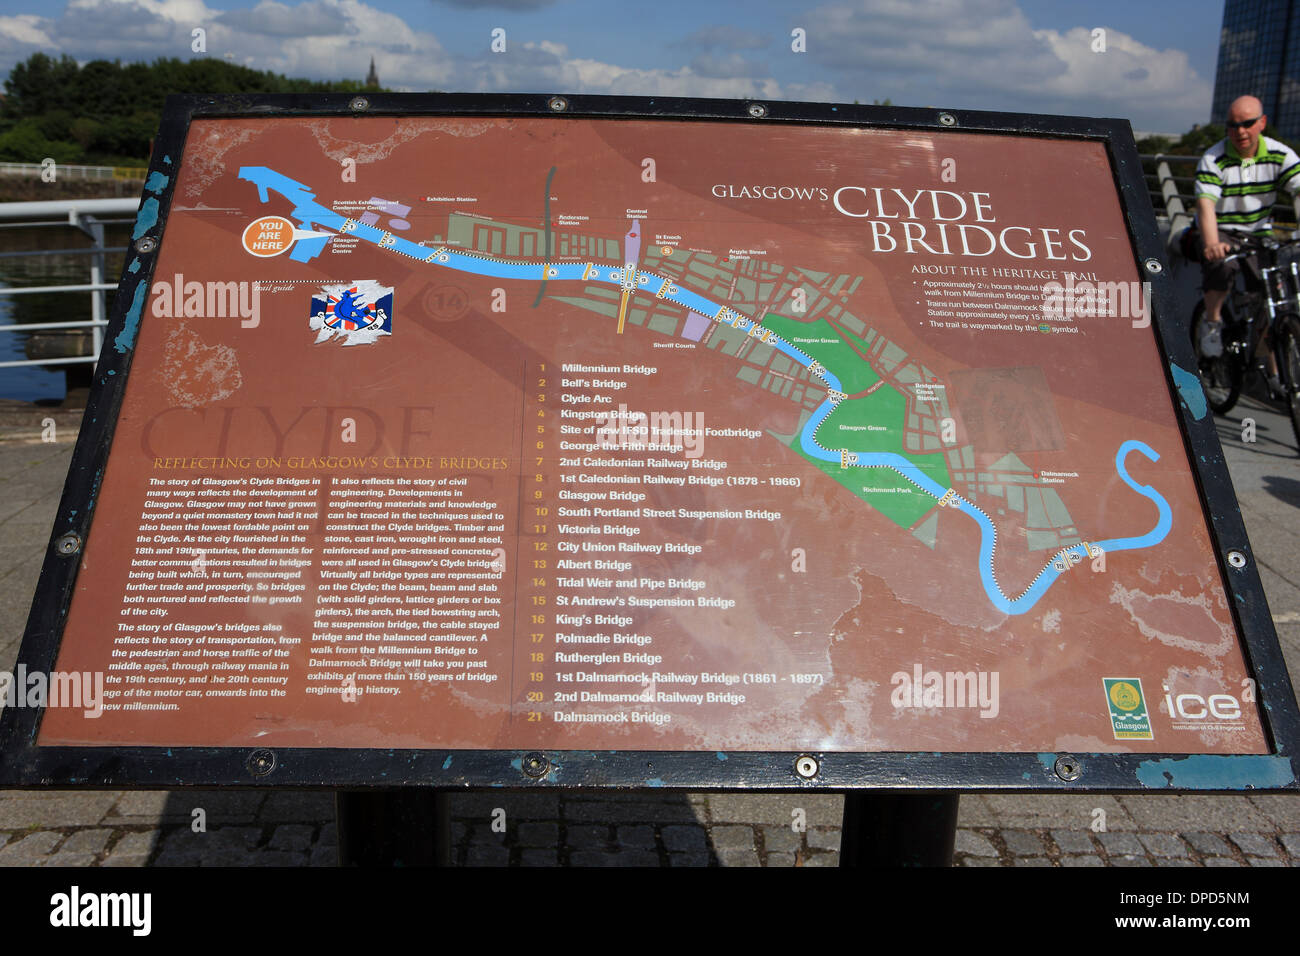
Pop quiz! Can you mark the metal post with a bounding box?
[88,217,106,369]
[87,218,106,371]
[838,793,959,867]
[1157,160,1191,241]
[89,262,102,368]
[335,790,452,866]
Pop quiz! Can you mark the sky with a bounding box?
[0,0,1231,134]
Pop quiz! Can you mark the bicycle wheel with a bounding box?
[1275,313,1300,452]
[1188,300,1243,414]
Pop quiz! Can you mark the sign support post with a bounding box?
[839,793,960,867]
[336,790,452,866]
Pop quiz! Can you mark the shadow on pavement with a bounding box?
[146,789,755,867]
[1215,395,1299,461]
[1262,475,1300,510]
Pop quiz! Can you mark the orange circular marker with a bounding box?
[660,245,673,256]
[241,216,295,257]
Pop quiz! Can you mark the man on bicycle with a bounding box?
[1192,95,1300,387]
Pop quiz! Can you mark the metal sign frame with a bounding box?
[2,93,1296,793]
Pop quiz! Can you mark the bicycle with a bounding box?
[1188,233,1300,451]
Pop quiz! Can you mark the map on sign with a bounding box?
[36,114,1267,755]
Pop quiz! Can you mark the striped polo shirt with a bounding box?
[1196,134,1300,233]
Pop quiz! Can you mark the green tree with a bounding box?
[0,53,80,120]
[0,120,83,163]
[0,53,385,165]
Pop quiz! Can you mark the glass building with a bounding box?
[1212,0,1300,140]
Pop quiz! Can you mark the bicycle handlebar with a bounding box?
[1216,233,1300,264]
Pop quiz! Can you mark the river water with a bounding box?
[0,220,130,403]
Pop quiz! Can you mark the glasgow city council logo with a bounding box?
[1103,677,1153,740]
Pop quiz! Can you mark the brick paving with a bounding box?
[1,404,1299,867]
[0,787,1297,866]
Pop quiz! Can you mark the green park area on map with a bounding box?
[761,313,952,529]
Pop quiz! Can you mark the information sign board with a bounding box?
[2,94,1296,791]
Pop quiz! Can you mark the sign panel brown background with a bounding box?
[38,115,1266,755]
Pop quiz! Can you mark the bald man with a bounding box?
[1193,95,1300,372]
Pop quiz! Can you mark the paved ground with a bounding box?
[1,345,1299,866]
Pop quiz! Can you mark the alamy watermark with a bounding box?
[593,404,707,458]
[50,886,150,935]
[1042,275,1151,328]
[150,273,261,327]
[890,663,999,718]
[0,665,103,718]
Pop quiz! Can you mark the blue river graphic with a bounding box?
[237,165,1175,616]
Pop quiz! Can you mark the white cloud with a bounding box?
[25,0,452,88]
[0,15,55,48]
[216,0,351,37]
[805,0,1211,128]
[689,51,769,80]
[533,40,567,58]
[454,39,787,99]
[66,0,216,23]
[53,2,193,59]
[563,58,783,99]
[431,0,559,8]
[1030,26,1210,118]
[783,80,837,102]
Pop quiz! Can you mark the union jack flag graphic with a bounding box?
[309,281,393,346]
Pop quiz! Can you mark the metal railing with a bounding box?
[1142,154,1197,251]
[0,161,147,181]
[0,198,137,371]
[1140,153,1300,234]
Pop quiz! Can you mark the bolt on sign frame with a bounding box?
[1,93,1297,794]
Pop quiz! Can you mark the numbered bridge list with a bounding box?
[522,360,800,739]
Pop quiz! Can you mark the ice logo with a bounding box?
[310,281,393,345]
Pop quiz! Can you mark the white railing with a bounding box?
[0,160,111,179]
[0,198,138,222]
[0,161,113,180]
[0,198,137,370]
[0,162,146,181]
[1146,154,1196,251]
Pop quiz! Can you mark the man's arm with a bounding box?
[1195,147,1232,260]
[1279,143,1300,237]
[1197,196,1232,260]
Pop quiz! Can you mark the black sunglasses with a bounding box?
[1226,116,1262,130]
